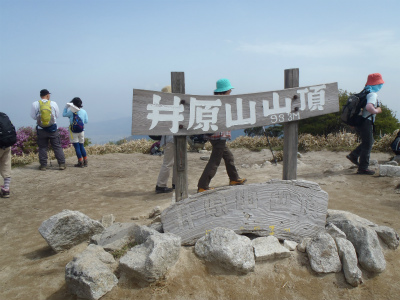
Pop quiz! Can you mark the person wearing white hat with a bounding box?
[155,85,176,194]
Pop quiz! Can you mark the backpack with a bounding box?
[149,135,162,141]
[190,134,207,144]
[391,132,400,155]
[37,100,55,128]
[70,112,84,133]
[340,89,370,126]
[0,112,17,148]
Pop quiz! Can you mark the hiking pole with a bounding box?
[262,127,278,165]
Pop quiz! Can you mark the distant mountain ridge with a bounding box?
[86,116,246,145]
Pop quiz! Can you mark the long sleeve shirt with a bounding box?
[62,106,88,126]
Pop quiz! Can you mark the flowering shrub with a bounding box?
[11,126,71,156]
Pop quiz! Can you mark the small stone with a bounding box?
[283,240,298,251]
[149,206,162,219]
[252,236,291,261]
[200,156,210,161]
[370,159,378,166]
[101,214,115,228]
[241,164,250,169]
[297,238,311,253]
[252,164,261,169]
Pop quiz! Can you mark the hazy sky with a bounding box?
[1,0,399,130]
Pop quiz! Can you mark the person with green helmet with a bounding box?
[197,78,246,192]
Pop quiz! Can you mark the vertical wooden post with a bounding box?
[283,68,299,180]
[171,72,188,201]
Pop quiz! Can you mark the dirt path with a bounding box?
[0,149,399,300]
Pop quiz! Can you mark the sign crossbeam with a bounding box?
[131,82,339,136]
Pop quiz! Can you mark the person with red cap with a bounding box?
[346,73,384,175]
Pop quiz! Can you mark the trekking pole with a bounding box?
[262,126,277,165]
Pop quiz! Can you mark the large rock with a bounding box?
[327,210,386,273]
[91,222,138,251]
[379,165,400,177]
[252,236,291,261]
[325,223,346,239]
[65,244,118,300]
[39,210,104,252]
[306,232,342,273]
[132,225,161,245]
[194,227,255,274]
[119,232,181,282]
[335,237,363,287]
[162,180,329,245]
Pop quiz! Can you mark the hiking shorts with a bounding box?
[69,129,85,144]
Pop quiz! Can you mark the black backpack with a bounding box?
[391,131,400,155]
[341,89,370,126]
[0,112,17,148]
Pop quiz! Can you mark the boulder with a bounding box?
[379,165,400,177]
[195,227,255,274]
[252,236,291,261]
[375,226,399,250]
[335,237,362,287]
[91,222,138,251]
[148,222,164,233]
[119,233,181,282]
[327,210,386,273]
[65,244,118,300]
[306,232,342,273]
[39,210,104,252]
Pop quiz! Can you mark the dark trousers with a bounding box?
[37,129,66,166]
[198,139,239,189]
[351,118,374,170]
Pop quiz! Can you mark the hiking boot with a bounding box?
[346,154,359,166]
[155,186,173,194]
[357,169,375,175]
[197,187,214,193]
[83,159,88,167]
[59,164,66,170]
[74,161,84,168]
[39,165,46,171]
[229,178,247,186]
[0,186,10,198]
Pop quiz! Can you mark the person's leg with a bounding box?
[49,130,66,167]
[36,129,49,167]
[198,140,224,189]
[222,145,240,181]
[358,120,374,171]
[73,143,82,159]
[0,147,11,197]
[156,142,174,187]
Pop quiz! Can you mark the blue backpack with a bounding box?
[71,112,84,133]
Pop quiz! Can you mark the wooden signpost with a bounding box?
[132,70,339,201]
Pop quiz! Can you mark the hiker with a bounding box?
[63,97,89,167]
[197,79,246,192]
[30,89,66,170]
[346,73,384,175]
[155,86,176,194]
[0,112,17,198]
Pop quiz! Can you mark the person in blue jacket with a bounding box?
[63,97,89,167]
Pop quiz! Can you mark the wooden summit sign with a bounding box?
[161,180,329,245]
[131,82,338,135]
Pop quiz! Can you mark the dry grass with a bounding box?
[11,130,398,167]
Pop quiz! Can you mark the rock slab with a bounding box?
[195,227,255,274]
[335,237,363,287]
[252,236,291,261]
[162,180,329,245]
[65,244,118,300]
[91,222,138,251]
[379,165,400,177]
[39,210,104,252]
